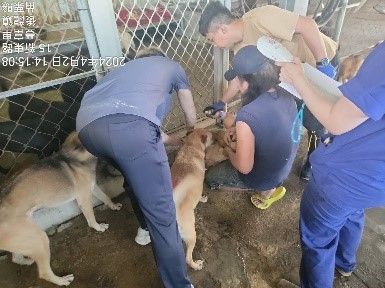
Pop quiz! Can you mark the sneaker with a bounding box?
[300,160,311,181]
[336,268,352,277]
[135,227,151,246]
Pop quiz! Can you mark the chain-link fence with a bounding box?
[0,0,365,176]
[0,0,219,176]
[0,0,101,175]
[112,0,215,131]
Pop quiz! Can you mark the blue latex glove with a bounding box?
[203,101,226,118]
[317,62,337,79]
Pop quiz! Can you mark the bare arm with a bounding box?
[295,16,328,62]
[226,121,255,174]
[277,59,368,135]
[177,89,197,129]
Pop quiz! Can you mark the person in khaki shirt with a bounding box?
[199,1,339,182]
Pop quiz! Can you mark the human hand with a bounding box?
[275,58,305,85]
[203,101,226,118]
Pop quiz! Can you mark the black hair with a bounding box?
[199,1,236,36]
[238,58,281,106]
[136,46,166,59]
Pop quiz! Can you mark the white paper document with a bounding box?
[257,36,343,103]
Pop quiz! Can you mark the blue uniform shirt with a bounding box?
[76,56,190,131]
[311,41,385,208]
[235,90,299,190]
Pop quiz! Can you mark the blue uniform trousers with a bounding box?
[299,178,365,288]
[79,113,191,288]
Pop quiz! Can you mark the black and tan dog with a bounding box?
[171,129,214,270]
[0,132,122,286]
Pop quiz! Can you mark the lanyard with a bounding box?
[291,103,305,143]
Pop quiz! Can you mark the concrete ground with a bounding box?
[0,1,384,287]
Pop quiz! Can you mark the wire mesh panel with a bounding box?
[112,0,214,132]
[0,0,218,176]
[232,0,271,15]
[0,0,97,175]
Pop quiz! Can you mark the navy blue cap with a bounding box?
[224,45,268,81]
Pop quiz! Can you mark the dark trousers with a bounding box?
[79,114,191,288]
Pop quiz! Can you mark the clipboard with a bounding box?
[256,36,343,103]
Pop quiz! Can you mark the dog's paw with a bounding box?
[200,195,208,203]
[93,223,109,232]
[191,259,204,270]
[110,202,122,210]
[44,273,74,286]
[56,274,74,286]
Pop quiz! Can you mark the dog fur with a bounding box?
[205,129,230,168]
[171,129,214,270]
[0,132,122,286]
[338,54,365,83]
[338,41,383,83]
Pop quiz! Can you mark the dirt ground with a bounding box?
[1,0,385,287]
[1,136,384,288]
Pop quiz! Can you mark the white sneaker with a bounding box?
[135,227,151,246]
[336,268,352,277]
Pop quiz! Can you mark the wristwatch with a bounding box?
[316,57,330,66]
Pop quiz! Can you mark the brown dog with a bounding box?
[171,128,213,270]
[205,129,230,168]
[338,41,383,83]
[338,54,365,83]
[0,132,122,286]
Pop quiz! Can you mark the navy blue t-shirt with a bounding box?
[76,56,190,131]
[235,90,299,190]
[311,41,385,208]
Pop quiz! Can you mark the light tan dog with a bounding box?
[338,41,383,83]
[0,132,122,286]
[171,129,213,270]
[338,54,365,83]
[205,129,230,168]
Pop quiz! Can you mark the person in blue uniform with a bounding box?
[76,47,196,288]
[277,41,385,287]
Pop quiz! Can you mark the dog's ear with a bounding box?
[201,133,208,144]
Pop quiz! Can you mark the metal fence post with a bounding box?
[76,0,103,79]
[334,0,349,43]
[86,0,122,60]
[214,0,231,103]
[279,0,309,15]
